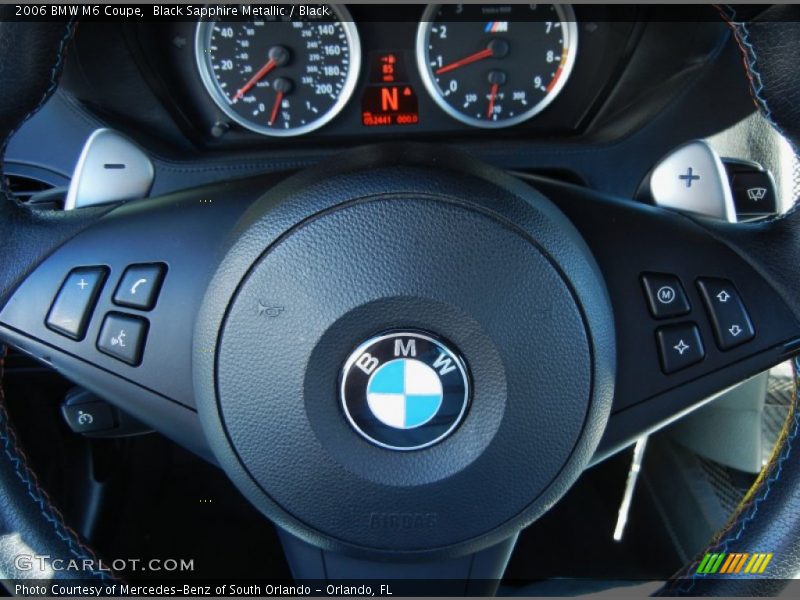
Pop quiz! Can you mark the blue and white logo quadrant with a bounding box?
[366,359,443,429]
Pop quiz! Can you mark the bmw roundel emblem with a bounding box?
[340,331,470,451]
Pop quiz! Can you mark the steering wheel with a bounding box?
[1,7,799,595]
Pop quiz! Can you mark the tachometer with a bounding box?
[416,4,577,128]
[195,5,360,137]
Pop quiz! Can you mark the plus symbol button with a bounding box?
[678,167,700,188]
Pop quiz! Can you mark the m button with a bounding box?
[641,273,691,319]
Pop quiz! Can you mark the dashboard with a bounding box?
[62,4,643,151]
[7,2,752,204]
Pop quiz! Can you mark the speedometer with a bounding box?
[416,4,577,128]
[195,5,360,137]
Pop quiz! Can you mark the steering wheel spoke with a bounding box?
[524,174,800,462]
[0,176,281,461]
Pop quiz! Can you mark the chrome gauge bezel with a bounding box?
[194,5,361,137]
[415,4,578,129]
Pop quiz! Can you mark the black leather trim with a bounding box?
[0,14,114,582]
[0,346,114,581]
[719,4,800,153]
[698,4,800,325]
[658,6,800,594]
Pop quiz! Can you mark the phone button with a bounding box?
[113,263,166,311]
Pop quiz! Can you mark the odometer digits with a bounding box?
[416,4,577,128]
[195,5,360,136]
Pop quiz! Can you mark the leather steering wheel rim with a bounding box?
[1,6,799,594]
[656,4,800,592]
[0,17,116,583]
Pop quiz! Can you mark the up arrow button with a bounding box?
[696,278,755,350]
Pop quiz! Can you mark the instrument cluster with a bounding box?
[149,4,636,144]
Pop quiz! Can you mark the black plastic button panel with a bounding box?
[655,323,705,374]
[113,263,166,311]
[641,273,691,319]
[642,272,757,374]
[46,267,108,340]
[97,312,149,366]
[696,278,755,350]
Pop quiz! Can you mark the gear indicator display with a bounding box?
[361,51,419,127]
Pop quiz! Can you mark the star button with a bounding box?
[674,339,690,355]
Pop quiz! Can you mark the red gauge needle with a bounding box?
[486,82,499,119]
[268,90,284,126]
[232,57,278,103]
[435,47,493,75]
